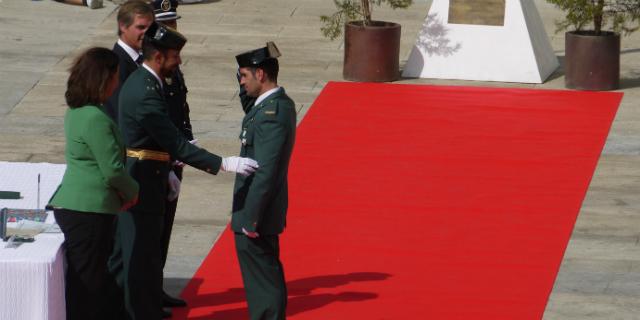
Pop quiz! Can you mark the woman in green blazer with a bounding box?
[48,47,138,320]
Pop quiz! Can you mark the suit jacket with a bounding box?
[118,67,222,215]
[49,105,139,214]
[105,42,139,123]
[231,87,296,235]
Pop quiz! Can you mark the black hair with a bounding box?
[254,58,279,82]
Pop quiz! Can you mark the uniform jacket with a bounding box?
[118,67,222,215]
[164,67,193,142]
[105,42,139,122]
[231,87,296,235]
[49,105,139,214]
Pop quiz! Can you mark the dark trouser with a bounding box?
[54,209,119,320]
[234,233,287,320]
[109,210,164,320]
[161,166,182,269]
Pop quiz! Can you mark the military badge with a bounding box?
[161,0,171,11]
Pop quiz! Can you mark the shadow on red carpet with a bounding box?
[178,272,390,319]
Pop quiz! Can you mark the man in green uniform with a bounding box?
[232,42,296,320]
[151,0,191,311]
[111,22,259,320]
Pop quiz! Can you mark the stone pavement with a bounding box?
[0,0,638,318]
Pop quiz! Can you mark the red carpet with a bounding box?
[176,82,622,319]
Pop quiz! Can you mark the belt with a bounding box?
[126,148,170,162]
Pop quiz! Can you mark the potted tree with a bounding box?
[320,0,413,82]
[546,0,640,90]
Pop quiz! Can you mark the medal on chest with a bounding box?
[241,129,247,145]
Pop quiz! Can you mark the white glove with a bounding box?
[172,160,186,168]
[242,227,260,238]
[167,170,181,201]
[221,156,259,176]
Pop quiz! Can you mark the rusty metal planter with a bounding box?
[343,21,401,82]
[565,31,620,91]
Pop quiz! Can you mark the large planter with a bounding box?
[343,21,401,82]
[565,31,620,91]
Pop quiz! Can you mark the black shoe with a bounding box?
[163,292,187,308]
[162,308,172,319]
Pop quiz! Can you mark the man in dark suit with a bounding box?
[152,0,191,310]
[104,0,154,122]
[233,42,297,320]
[110,22,260,319]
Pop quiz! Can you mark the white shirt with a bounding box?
[254,87,281,107]
[117,39,141,63]
[142,63,163,89]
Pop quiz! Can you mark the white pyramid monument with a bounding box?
[402,0,559,83]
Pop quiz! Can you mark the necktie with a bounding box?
[135,55,143,65]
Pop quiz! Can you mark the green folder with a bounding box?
[0,191,21,199]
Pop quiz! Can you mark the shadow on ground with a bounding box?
[173,272,391,319]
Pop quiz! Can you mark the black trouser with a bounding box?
[54,209,119,320]
[161,166,182,269]
[235,234,287,320]
[109,210,164,320]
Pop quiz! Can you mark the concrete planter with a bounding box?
[343,21,401,82]
[565,31,620,91]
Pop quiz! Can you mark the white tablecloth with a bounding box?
[0,233,66,320]
[0,162,67,320]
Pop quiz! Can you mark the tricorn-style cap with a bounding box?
[144,21,187,50]
[152,0,181,22]
[235,42,281,68]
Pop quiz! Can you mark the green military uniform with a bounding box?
[110,65,222,320]
[232,44,296,319]
[161,67,193,271]
[232,87,295,235]
[109,22,222,320]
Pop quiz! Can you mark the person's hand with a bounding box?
[173,160,186,168]
[167,170,181,201]
[242,227,259,238]
[120,194,138,211]
[173,159,186,168]
[221,156,259,176]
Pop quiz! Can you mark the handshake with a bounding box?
[174,140,259,177]
[167,156,258,201]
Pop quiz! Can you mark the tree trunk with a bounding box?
[361,0,372,25]
[594,0,605,35]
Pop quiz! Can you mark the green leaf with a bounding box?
[546,0,640,35]
[319,0,413,40]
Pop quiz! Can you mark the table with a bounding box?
[0,233,66,320]
[0,162,67,320]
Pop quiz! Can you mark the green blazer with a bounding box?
[232,87,296,235]
[118,67,222,215]
[49,105,139,214]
